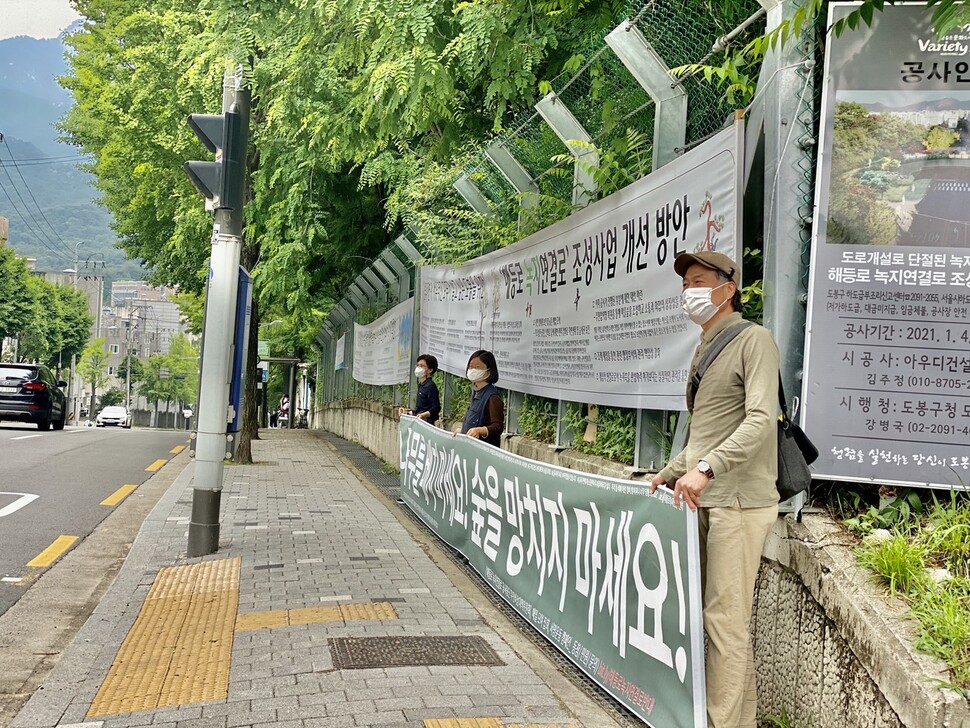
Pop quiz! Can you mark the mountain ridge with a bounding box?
[0,29,143,282]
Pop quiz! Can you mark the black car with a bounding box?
[0,363,68,430]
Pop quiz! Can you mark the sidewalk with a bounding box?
[10,429,624,728]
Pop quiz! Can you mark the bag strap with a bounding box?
[689,322,753,404]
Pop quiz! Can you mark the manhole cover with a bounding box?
[329,636,504,669]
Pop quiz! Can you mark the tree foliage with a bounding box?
[0,247,92,366]
[0,246,36,356]
[77,337,112,409]
[17,277,93,370]
[138,333,200,406]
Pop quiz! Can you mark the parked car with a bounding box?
[96,405,132,428]
[0,363,68,431]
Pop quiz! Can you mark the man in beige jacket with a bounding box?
[651,250,779,728]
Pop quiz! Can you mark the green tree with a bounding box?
[77,338,112,414]
[139,355,173,426]
[53,284,95,372]
[167,333,200,406]
[924,125,959,151]
[99,386,126,409]
[0,247,36,359]
[17,277,93,373]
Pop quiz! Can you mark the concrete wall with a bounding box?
[317,399,402,465]
[317,402,969,727]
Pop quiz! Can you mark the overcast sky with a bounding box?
[0,0,82,41]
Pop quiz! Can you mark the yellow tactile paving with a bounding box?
[26,535,78,568]
[340,601,398,621]
[423,720,502,728]
[87,558,240,717]
[288,605,343,625]
[100,484,137,506]
[235,601,398,632]
[234,609,289,631]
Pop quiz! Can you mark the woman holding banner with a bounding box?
[454,349,504,447]
[400,353,441,424]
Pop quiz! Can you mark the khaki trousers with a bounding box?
[699,501,778,728]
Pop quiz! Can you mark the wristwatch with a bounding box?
[697,460,715,479]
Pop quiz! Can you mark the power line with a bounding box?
[0,156,88,167]
[0,176,71,262]
[0,137,77,257]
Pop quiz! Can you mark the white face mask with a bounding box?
[682,282,730,325]
[466,367,487,382]
[414,366,426,378]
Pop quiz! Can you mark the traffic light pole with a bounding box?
[187,71,250,558]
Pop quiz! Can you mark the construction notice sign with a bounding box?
[804,2,970,489]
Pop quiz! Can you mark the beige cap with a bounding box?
[673,251,740,285]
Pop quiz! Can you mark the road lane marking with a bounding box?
[145,459,167,472]
[169,445,185,454]
[27,535,79,568]
[100,485,138,507]
[87,558,240,716]
[10,434,42,440]
[0,493,39,518]
[1,577,23,583]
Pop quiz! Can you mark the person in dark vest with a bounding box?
[399,353,441,424]
[454,349,504,447]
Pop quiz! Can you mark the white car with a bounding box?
[96,406,132,428]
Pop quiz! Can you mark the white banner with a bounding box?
[353,298,414,385]
[335,334,346,371]
[419,124,743,409]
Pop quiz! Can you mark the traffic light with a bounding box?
[184,111,244,210]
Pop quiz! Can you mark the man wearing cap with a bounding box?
[651,250,779,728]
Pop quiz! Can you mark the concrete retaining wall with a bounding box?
[317,402,969,727]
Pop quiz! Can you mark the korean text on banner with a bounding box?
[804,2,970,489]
[419,124,743,410]
[399,416,706,728]
[353,298,415,385]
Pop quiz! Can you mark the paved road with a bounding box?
[0,423,189,616]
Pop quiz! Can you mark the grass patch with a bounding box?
[851,491,970,691]
[760,707,812,728]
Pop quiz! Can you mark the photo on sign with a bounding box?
[827,90,970,248]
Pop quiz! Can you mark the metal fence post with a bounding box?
[605,22,688,171]
[453,174,496,217]
[757,0,814,512]
[535,92,599,208]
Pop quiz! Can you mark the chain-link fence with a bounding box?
[317,0,801,470]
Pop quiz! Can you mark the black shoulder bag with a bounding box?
[777,377,818,501]
[688,322,818,501]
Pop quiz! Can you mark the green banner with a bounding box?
[399,417,705,727]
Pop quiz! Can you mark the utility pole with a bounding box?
[184,68,249,557]
[125,313,134,408]
[70,241,83,423]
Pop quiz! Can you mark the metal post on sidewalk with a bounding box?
[185,68,250,557]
